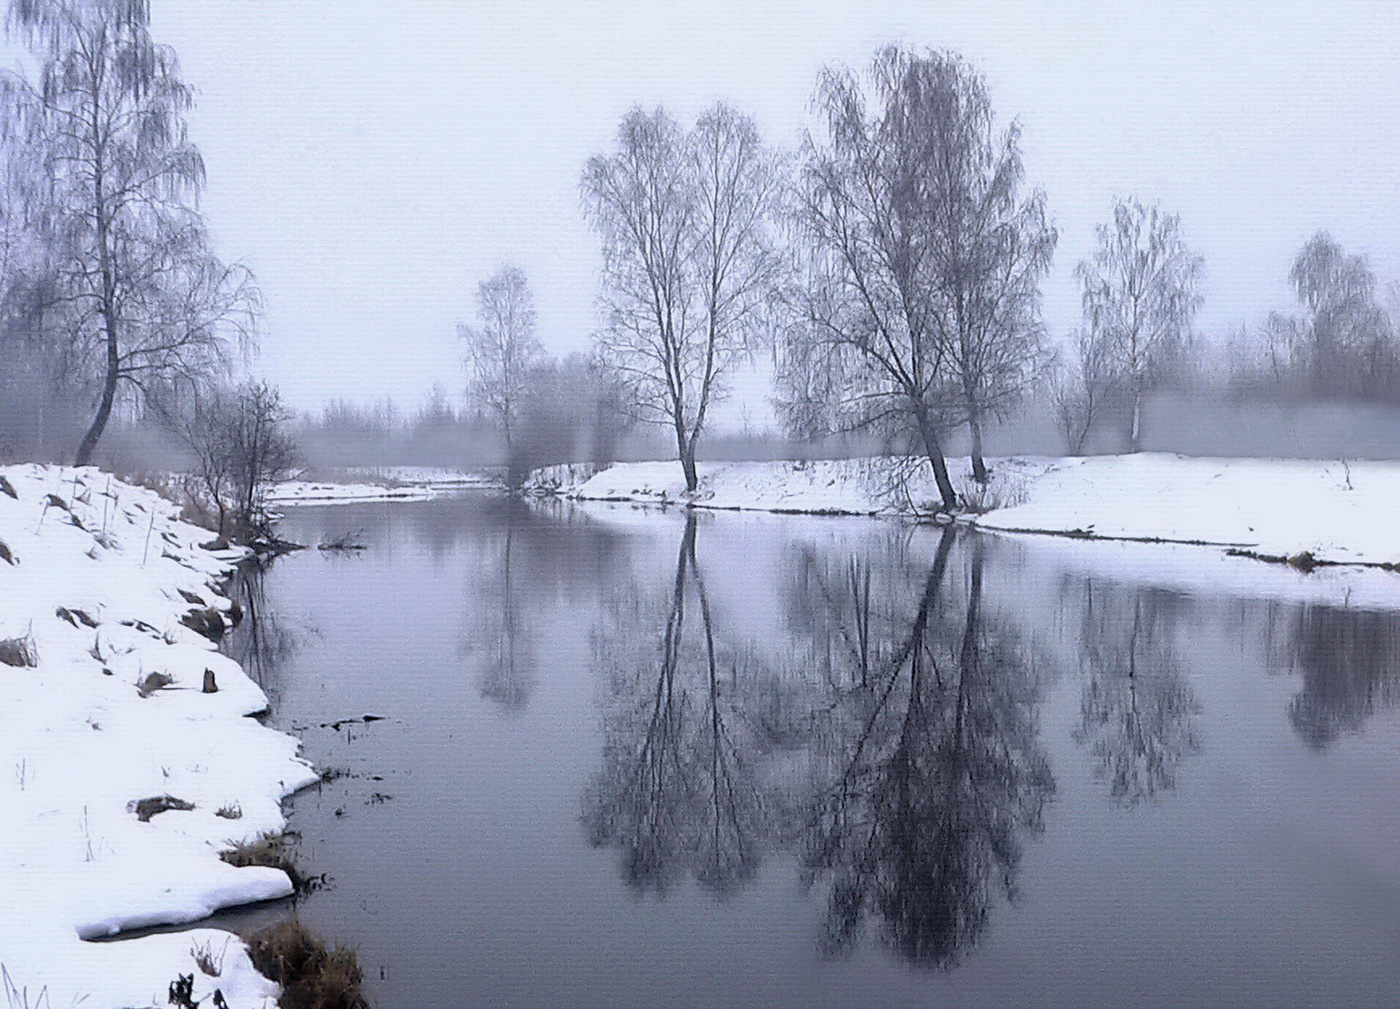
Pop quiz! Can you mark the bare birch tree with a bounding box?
[458,265,543,471]
[781,48,963,509]
[918,54,1056,483]
[1076,198,1203,452]
[581,104,781,492]
[3,0,258,465]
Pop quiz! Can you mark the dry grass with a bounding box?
[220,832,295,872]
[135,670,173,697]
[219,832,320,893]
[245,920,370,1009]
[129,794,195,822]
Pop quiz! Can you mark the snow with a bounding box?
[536,453,1400,569]
[0,465,319,1008]
[974,454,1400,566]
[534,456,1038,514]
[268,467,498,505]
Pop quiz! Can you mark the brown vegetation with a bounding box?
[245,920,370,1009]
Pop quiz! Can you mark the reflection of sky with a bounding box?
[122,1,1400,416]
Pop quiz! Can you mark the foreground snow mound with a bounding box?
[974,454,1400,567]
[0,465,319,1008]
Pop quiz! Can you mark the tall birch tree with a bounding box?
[1076,198,1203,452]
[3,0,257,465]
[582,104,781,492]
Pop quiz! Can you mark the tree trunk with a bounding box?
[968,409,989,484]
[680,446,699,494]
[1129,385,1143,453]
[914,410,958,512]
[75,316,120,466]
[676,421,699,493]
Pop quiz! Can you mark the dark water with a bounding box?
[224,495,1400,1009]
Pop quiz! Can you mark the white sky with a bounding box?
[148,0,1400,421]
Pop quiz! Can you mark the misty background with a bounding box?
[4,0,1400,477]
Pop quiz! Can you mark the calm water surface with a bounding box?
[223,495,1400,1008]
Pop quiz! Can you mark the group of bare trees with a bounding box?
[458,265,631,487]
[1232,232,1400,403]
[568,46,1198,510]
[462,43,1394,499]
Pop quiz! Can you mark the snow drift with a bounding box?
[0,465,319,1008]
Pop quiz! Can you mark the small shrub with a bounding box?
[219,832,318,893]
[245,920,369,1009]
[191,936,231,977]
[1288,551,1319,573]
[215,803,243,820]
[129,794,195,821]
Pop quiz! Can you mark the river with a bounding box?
[220,493,1400,1008]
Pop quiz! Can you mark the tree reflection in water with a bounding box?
[1071,583,1201,806]
[584,514,776,896]
[1284,604,1400,749]
[461,498,537,711]
[587,522,1059,965]
[801,532,1054,968]
[223,558,303,698]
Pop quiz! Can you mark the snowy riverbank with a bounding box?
[0,465,319,1007]
[530,454,1400,568]
[268,466,498,506]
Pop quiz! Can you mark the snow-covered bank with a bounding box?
[532,454,1400,569]
[268,466,499,505]
[974,454,1400,567]
[528,456,1047,515]
[0,465,320,1007]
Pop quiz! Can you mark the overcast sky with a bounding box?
[150,0,1400,422]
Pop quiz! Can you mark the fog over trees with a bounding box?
[0,0,297,537]
[1070,199,1204,453]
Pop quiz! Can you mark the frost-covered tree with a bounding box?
[1076,198,1203,452]
[2,0,258,465]
[582,104,782,492]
